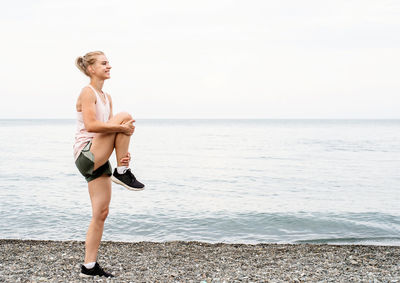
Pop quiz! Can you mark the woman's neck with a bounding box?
[89,78,104,93]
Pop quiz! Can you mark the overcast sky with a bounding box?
[1,0,399,119]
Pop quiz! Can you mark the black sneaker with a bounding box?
[111,168,145,191]
[80,262,114,278]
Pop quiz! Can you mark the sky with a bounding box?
[1,0,399,119]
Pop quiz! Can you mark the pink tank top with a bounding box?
[73,85,111,160]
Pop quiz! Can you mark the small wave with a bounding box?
[294,236,400,246]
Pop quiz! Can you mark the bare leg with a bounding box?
[83,112,133,263]
[115,132,131,167]
[90,112,133,170]
[84,176,111,263]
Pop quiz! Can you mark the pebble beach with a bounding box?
[1,239,399,282]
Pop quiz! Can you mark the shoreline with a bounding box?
[1,239,400,282]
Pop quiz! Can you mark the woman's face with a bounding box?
[89,54,112,80]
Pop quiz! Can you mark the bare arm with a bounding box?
[80,88,130,133]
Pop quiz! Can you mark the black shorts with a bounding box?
[75,141,112,182]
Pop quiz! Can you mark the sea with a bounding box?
[0,119,399,245]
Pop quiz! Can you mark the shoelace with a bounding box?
[126,169,137,181]
[96,264,110,276]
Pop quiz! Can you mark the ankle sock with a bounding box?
[117,166,128,174]
[84,262,96,269]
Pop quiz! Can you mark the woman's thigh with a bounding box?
[90,112,132,170]
[88,176,112,218]
[91,133,115,171]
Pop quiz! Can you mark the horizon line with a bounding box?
[1,118,400,120]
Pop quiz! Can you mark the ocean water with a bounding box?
[0,119,399,245]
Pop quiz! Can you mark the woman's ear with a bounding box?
[88,65,94,74]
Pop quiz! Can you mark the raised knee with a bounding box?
[119,112,133,121]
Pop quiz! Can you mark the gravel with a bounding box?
[1,239,399,282]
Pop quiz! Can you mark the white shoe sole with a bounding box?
[79,273,113,278]
[79,273,94,278]
[111,176,145,191]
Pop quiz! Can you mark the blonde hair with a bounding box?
[75,51,104,77]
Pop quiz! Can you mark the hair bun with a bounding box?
[75,51,104,77]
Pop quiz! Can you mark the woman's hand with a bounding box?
[120,152,131,167]
[121,119,135,135]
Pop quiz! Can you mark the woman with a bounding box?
[74,51,144,278]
